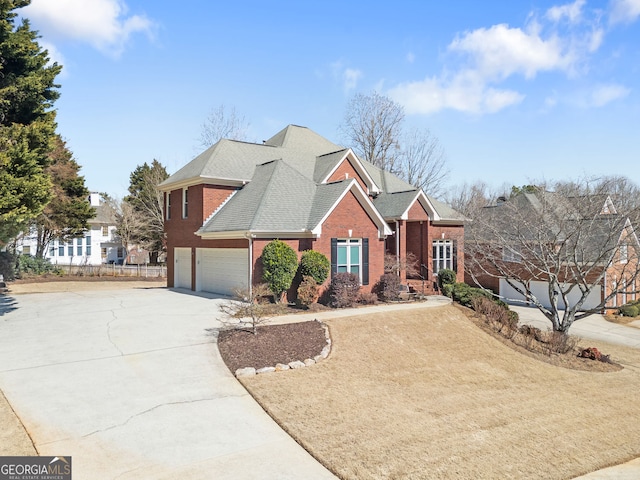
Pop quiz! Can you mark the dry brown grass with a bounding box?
[241,305,640,480]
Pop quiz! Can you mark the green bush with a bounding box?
[261,240,298,302]
[619,304,640,317]
[329,272,360,308]
[451,282,492,308]
[441,283,454,298]
[15,255,61,278]
[299,250,330,285]
[437,268,457,289]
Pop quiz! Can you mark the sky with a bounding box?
[17,0,640,200]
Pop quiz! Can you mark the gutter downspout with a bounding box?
[246,233,253,298]
[396,220,400,276]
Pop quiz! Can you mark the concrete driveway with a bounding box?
[511,305,640,348]
[0,287,335,479]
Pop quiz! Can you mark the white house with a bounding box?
[17,193,125,266]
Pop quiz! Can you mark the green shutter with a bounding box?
[331,238,337,277]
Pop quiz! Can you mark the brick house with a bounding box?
[159,125,466,298]
[465,190,640,311]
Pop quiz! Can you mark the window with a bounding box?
[49,246,55,257]
[182,188,188,218]
[101,247,107,260]
[433,240,456,274]
[620,243,628,264]
[117,247,124,258]
[77,244,83,256]
[101,225,108,236]
[58,244,64,256]
[68,244,73,256]
[86,236,91,256]
[331,238,369,285]
[22,246,30,255]
[166,192,171,220]
[337,239,361,275]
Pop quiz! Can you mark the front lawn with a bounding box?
[240,305,640,479]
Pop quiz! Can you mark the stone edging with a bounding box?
[234,321,332,378]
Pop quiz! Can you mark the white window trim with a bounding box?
[433,239,454,274]
[182,188,188,219]
[336,238,362,283]
[620,243,628,264]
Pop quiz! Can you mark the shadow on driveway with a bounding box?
[0,295,17,317]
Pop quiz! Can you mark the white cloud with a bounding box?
[343,68,363,91]
[331,61,362,92]
[547,0,586,24]
[389,70,525,115]
[609,0,640,24]
[21,0,155,57]
[583,83,630,106]
[448,23,574,80]
[388,1,618,116]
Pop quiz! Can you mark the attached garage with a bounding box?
[195,248,249,296]
[174,247,192,289]
[499,279,603,311]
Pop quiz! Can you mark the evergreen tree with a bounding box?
[0,0,62,245]
[33,135,95,258]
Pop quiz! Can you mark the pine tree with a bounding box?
[0,0,62,245]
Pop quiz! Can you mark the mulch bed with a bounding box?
[217,321,327,373]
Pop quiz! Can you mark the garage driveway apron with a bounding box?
[0,287,335,479]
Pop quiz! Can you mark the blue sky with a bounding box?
[18,0,640,199]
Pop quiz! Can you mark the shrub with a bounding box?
[358,291,378,305]
[261,240,298,302]
[441,283,454,298]
[296,275,319,308]
[471,296,518,336]
[15,255,61,278]
[0,252,16,281]
[619,304,640,317]
[540,331,578,356]
[329,272,360,308]
[299,250,330,285]
[437,268,457,288]
[376,273,402,302]
[219,284,272,335]
[451,282,492,308]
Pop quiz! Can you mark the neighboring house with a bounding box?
[17,193,126,266]
[159,125,466,298]
[466,190,640,311]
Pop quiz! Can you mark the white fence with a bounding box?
[57,264,167,278]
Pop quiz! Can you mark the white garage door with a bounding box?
[174,248,192,289]
[500,279,602,311]
[196,248,249,296]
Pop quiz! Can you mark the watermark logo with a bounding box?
[0,456,71,480]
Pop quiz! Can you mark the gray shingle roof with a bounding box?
[166,124,464,235]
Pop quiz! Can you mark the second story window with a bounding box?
[182,188,188,219]
[102,225,108,236]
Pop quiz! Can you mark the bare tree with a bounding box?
[444,181,496,219]
[199,105,250,148]
[341,91,451,197]
[398,128,449,198]
[112,199,146,266]
[219,284,272,335]
[466,181,640,333]
[341,91,404,174]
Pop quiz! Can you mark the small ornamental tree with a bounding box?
[261,239,298,302]
[299,250,330,284]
